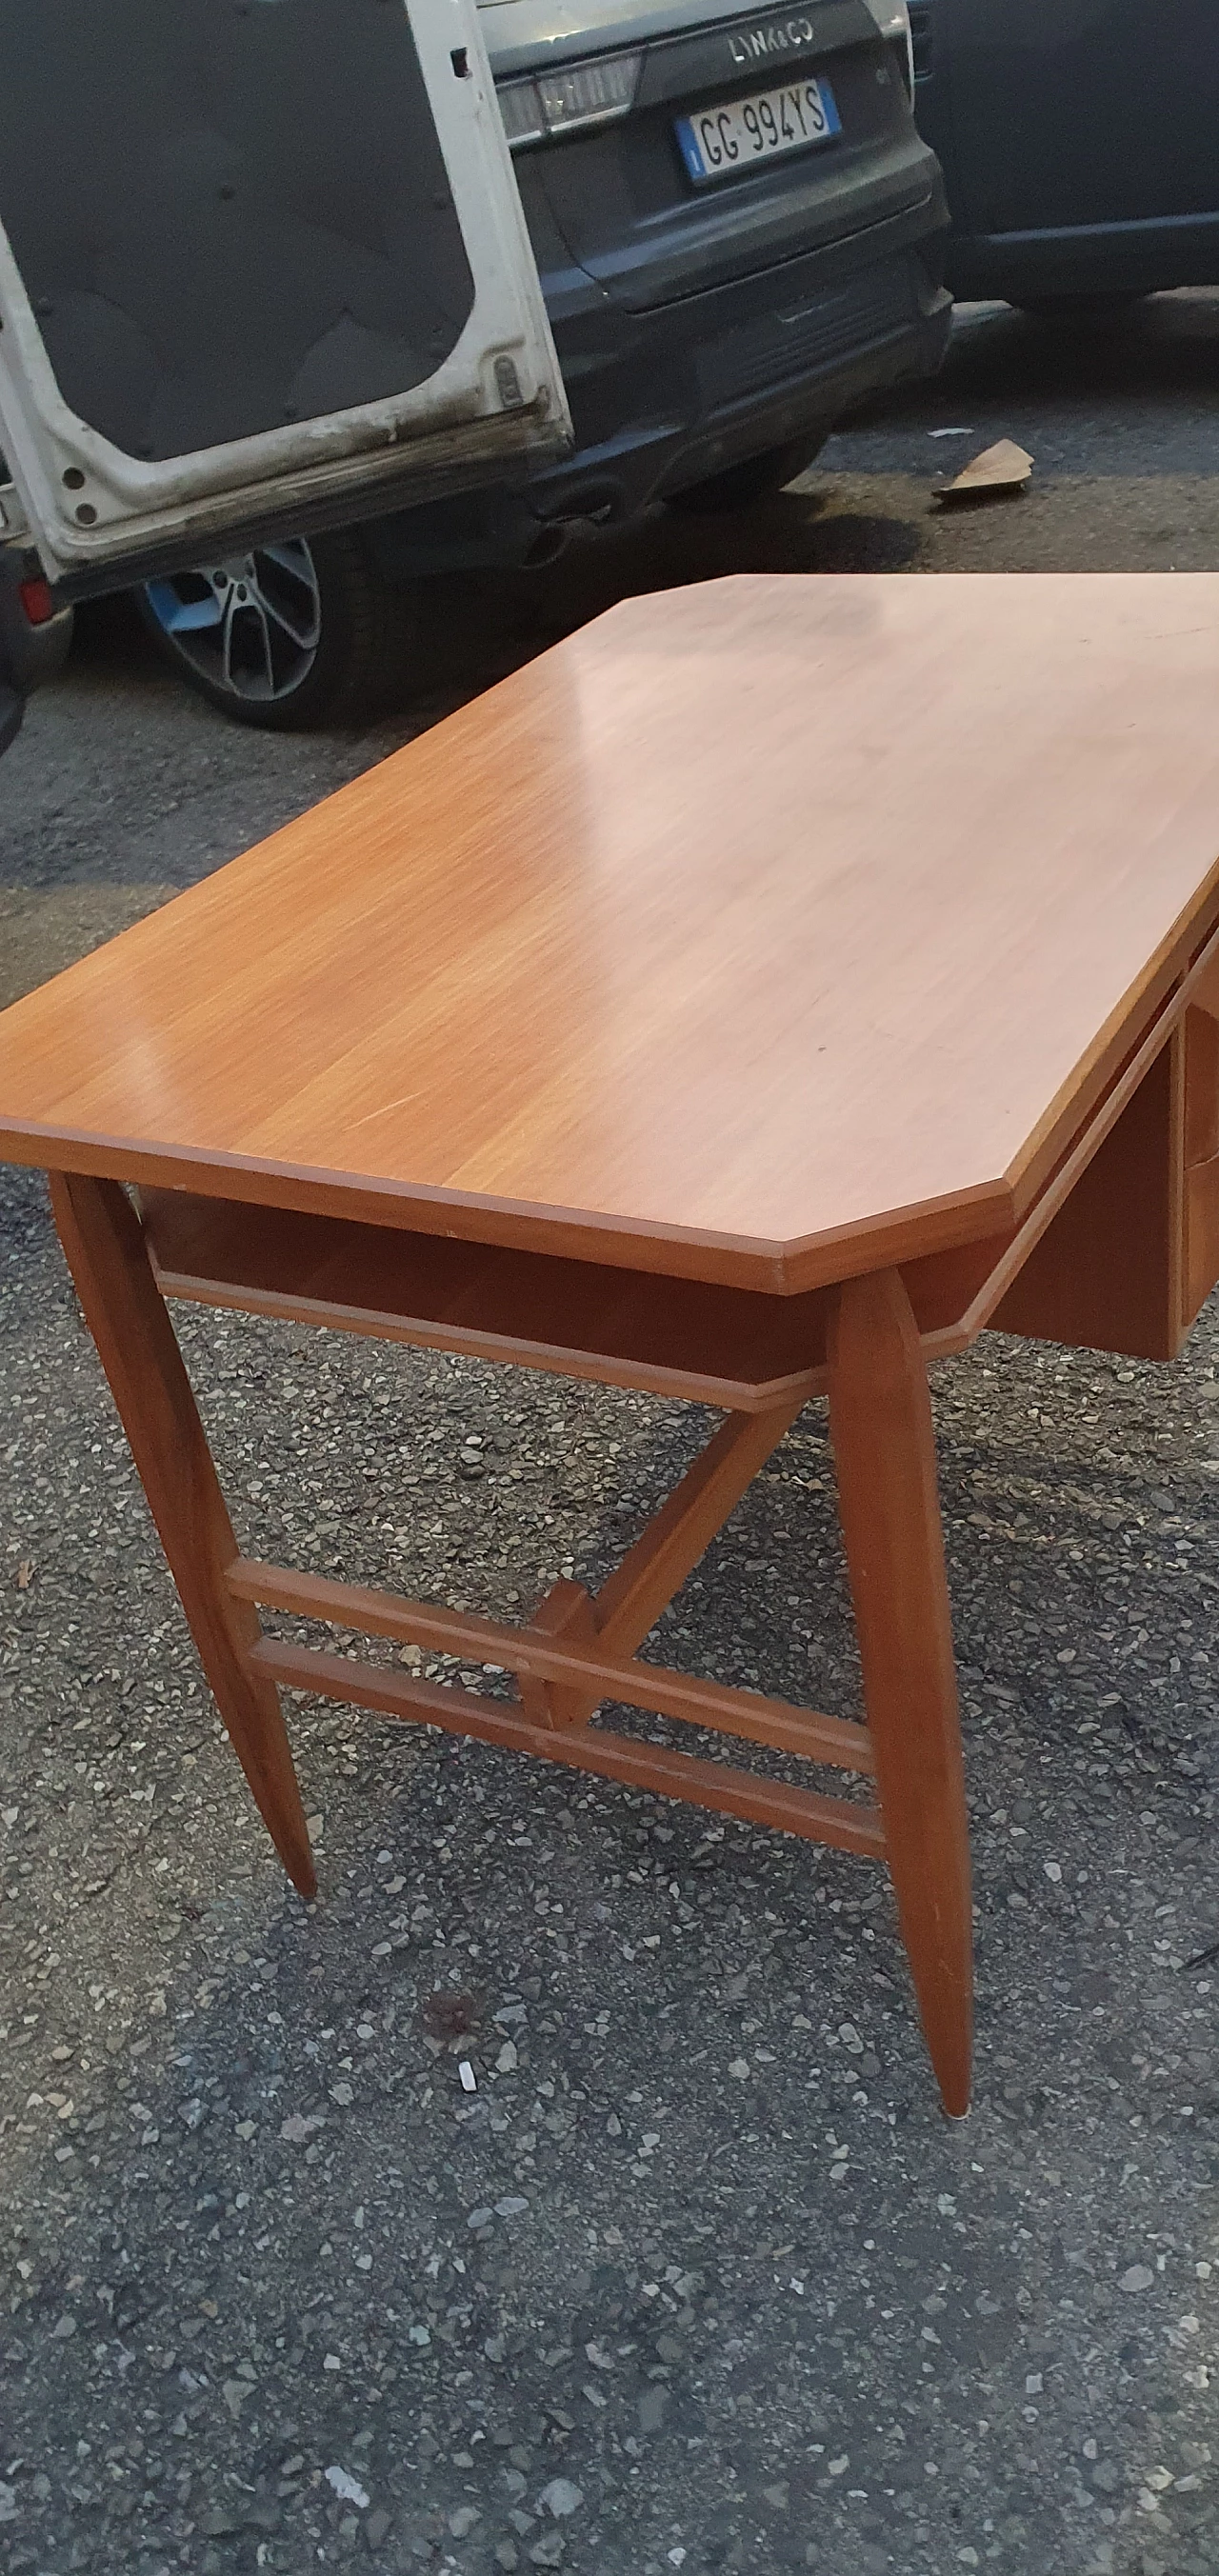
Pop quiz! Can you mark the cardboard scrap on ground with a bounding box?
[932,438,1034,504]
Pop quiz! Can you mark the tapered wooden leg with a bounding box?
[827,1268,971,2116]
[50,1173,316,1897]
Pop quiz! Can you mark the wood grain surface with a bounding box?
[5,574,1219,1289]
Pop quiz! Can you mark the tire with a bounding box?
[137,529,417,730]
[666,433,829,518]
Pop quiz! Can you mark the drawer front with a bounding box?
[987,953,1219,1363]
[1183,1001,1219,1329]
[1186,1150,1219,1328]
[991,1041,1183,1362]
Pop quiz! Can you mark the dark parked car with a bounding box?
[912,0,1219,313]
[0,511,74,752]
[141,0,951,726]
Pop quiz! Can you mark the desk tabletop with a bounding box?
[3,571,1219,1291]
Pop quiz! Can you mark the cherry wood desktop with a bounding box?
[4,571,1219,2116]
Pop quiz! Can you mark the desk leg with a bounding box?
[828,1268,971,2117]
[50,1173,316,1900]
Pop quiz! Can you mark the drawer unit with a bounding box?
[993,950,1219,1363]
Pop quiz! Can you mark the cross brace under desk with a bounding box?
[49,1168,975,2113]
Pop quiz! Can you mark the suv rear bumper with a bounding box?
[369,178,949,575]
[534,228,949,525]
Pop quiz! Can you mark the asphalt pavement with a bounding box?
[4,292,1219,2576]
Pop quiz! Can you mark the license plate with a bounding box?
[675,74,840,185]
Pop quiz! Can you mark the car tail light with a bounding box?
[496,50,642,150]
[18,576,54,626]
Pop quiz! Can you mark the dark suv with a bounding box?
[143,0,950,726]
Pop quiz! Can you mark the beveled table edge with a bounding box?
[1006,860,1219,1218]
[0,1117,1018,1296]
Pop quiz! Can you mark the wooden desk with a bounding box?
[4,570,1219,2117]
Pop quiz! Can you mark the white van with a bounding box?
[0,0,570,740]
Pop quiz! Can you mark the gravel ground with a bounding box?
[5,294,1219,2576]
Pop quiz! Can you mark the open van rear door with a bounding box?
[0,0,570,597]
